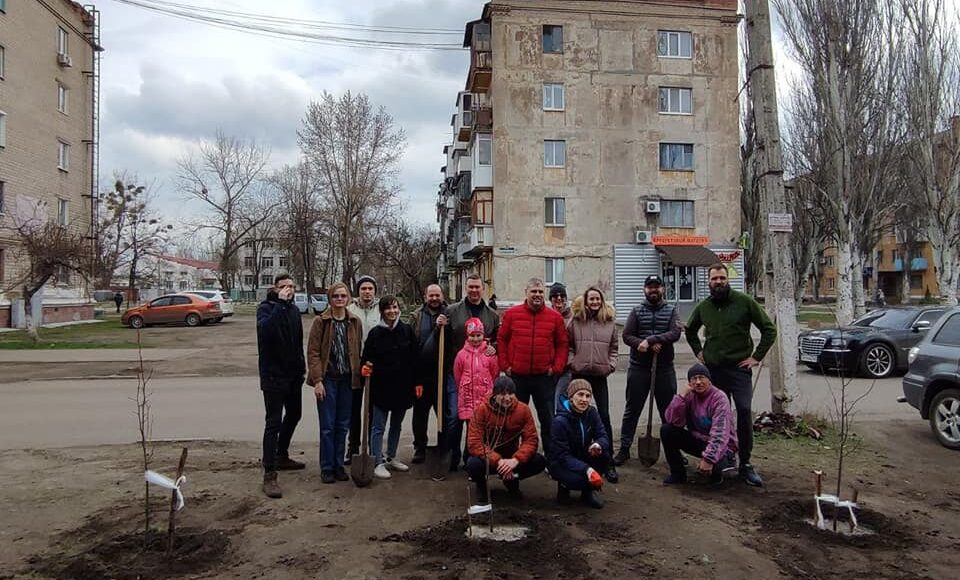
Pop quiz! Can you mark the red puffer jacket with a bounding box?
[497,303,568,376]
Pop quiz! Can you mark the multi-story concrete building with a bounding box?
[0,0,101,326]
[437,0,744,319]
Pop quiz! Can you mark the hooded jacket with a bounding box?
[467,397,539,468]
[548,399,610,475]
[348,298,381,343]
[454,339,500,420]
[306,308,363,389]
[256,290,305,390]
[361,319,418,412]
[497,302,569,376]
[567,299,619,377]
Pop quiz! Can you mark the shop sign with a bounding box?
[651,235,710,246]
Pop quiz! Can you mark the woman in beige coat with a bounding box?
[566,286,620,482]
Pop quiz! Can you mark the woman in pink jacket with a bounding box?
[454,318,500,463]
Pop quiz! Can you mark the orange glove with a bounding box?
[587,467,603,490]
[361,363,373,377]
[415,385,424,399]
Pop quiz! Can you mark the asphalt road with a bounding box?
[0,368,916,450]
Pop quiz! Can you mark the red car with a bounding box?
[121,293,222,328]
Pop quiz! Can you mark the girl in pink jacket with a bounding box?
[454,318,500,421]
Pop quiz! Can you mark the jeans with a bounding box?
[347,388,363,455]
[465,453,547,483]
[660,423,735,478]
[412,374,459,458]
[550,452,611,491]
[316,375,353,473]
[572,374,614,454]
[261,379,303,472]
[370,405,406,465]
[513,374,557,453]
[618,364,678,453]
[553,371,572,414]
[707,365,753,465]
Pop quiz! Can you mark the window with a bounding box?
[0,0,5,12]
[55,264,71,285]
[244,275,255,286]
[824,255,834,267]
[164,281,174,291]
[891,249,900,263]
[657,30,693,58]
[0,248,4,283]
[545,197,566,226]
[58,141,70,170]
[659,143,694,171]
[171,295,192,306]
[260,274,272,286]
[542,25,563,53]
[545,257,564,285]
[260,256,274,268]
[475,199,493,224]
[0,45,5,79]
[658,87,692,114]
[57,83,68,114]
[57,27,68,56]
[544,140,566,167]
[933,314,960,346]
[0,181,4,215]
[915,309,944,326]
[543,83,565,111]
[179,281,188,290]
[660,200,694,228]
[478,134,492,166]
[151,297,172,307]
[827,278,835,290]
[910,275,924,290]
[875,250,883,265]
[278,256,288,267]
[663,265,696,301]
[243,256,255,268]
[57,199,68,226]
[0,110,6,148]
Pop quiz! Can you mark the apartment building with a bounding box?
[0,0,101,326]
[235,241,294,298]
[437,0,744,319]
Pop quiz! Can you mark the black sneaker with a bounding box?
[613,448,630,466]
[581,489,604,509]
[504,478,521,498]
[556,483,572,505]
[411,448,426,464]
[320,470,336,484]
[604,465,620,484]
[739,463,764,487]
[334,467,350,481]
[474,481,489,506]
[662,473,687,485]
[275,456,306,471]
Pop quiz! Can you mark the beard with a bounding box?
[709,283,731,303]
[645,291,662,305]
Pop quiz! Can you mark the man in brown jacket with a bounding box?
[307,281,363,484]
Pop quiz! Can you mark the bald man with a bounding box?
[410,284,456,467]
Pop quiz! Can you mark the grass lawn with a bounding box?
[0,313,141,350]
[798,310,839,325]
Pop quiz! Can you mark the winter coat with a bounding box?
[548,400,610,476]
[361,320,418,412]
[447,298,500,352]
[306,309,363,389]
[348,299,381,343]
[454,340,500,420]
[256,290,305,390]
[567,301,619,377]
[467,397,540,468]
[622,299,682,367]
[497,302,568,376]
[685,290,777,367]
[411,303,454,387]
[664,386,738,465]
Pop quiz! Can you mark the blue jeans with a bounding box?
[317,375,353,473]
[371,405,406,465]
[445,374,463,467]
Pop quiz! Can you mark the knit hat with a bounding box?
[687,363,712,381]
[566,378,593,399]
[355,275,378,293]
[492,376,516,395]
[549,282,567,299]
[465,317,485,336]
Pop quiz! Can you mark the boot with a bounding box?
[275,456,305,471]
[581,489,604,509]
[262,472,282,499]
[556,483,572,505]
[613,448,630,466]
[474,480,490,506]
[504,478,521,498]
[412,447,426,464]
[604,465,620,484]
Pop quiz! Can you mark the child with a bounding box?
[454,318,500,462]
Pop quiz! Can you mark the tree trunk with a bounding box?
[23,285,40,343]
[835,235,855,325]
[851,249,866,318]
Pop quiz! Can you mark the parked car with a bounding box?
[798,306,947,379]
[293,293,310,314]
[180,290,234,321]
[902,306,960,450]
[310,294,328,315]
[121,294,222,328]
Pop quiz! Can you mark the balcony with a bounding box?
[456,171,472,200]
[461,225,494,260]
[466,23,492,93]
[473,106,493,132]
[455,91,475,142]
[894,258,928,272]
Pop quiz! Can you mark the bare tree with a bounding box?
[177,131,271,291]
[234,187,277,292]
[271,162,325,292]
[900,0,960,305]
[298,91,405,285]
[374,221,440,301]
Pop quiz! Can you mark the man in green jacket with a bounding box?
[685,263,776,487]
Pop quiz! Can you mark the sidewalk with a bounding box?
[0,348,202,363]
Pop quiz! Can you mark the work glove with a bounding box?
[587,467,603,490]
[361,363,373,378]
[415,385,424,399]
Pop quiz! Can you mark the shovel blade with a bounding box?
[636,435,661,467]
[350,453,375,487]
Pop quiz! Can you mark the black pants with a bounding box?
[551,452,610,491]
[512,374,556,453]
[571,374,614,454]
[465,453,547,483]
[347,389,363,455]
[115,302,122,313]
[618,364,677,452]
[412,381,441,451]
[661,423,733,478]
[262,380,303,472]
[706,365,753,464]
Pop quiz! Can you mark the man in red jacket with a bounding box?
[498,277,569,452]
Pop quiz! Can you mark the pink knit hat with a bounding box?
[465,317,485,336]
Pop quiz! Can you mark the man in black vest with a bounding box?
[614,274,682,465]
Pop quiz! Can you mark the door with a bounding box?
[663,265,696,303]
[169,295,194,323]
[145,296,174,324]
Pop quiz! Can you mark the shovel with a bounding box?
[637,352,661,467]
[426,328,452,479]
[350,376,374,487]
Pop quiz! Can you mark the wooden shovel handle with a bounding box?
[645,352,659,436]
[437,329,445,432]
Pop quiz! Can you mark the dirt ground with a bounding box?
[1,418,957,580]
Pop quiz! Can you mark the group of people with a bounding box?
[256,263,777,509]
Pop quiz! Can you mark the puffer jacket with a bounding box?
[567,301,619,377]
[454,340,500,420]
[467,397,539,468]
[548,399,610,476]
[497,302,568,376]
[306,309,363,389]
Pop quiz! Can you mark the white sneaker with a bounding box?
[386,458,409,472]
[374,463,391,479]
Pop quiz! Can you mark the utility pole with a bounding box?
[745,0,799,414]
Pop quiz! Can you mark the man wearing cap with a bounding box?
[548,379,610,509]
[615,274,682,466]
[548,282,575,417]
[660,364,738,485]
[685,262,776,487]
[346,275,381,463]
[466,376,547,506]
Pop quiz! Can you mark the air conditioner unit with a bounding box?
[57,53,73,67]
[645,200,661,214]
[635,230,653,244]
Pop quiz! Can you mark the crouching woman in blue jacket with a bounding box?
[548,379,610,509]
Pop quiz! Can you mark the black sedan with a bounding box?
[798,306,948,379]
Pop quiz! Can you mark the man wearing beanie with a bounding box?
[346,275,381,464]
[660,364,738,485]
[549,283,572,323]
[548,379,610,509]
[685,263,776,487]
[465,376,547,506]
